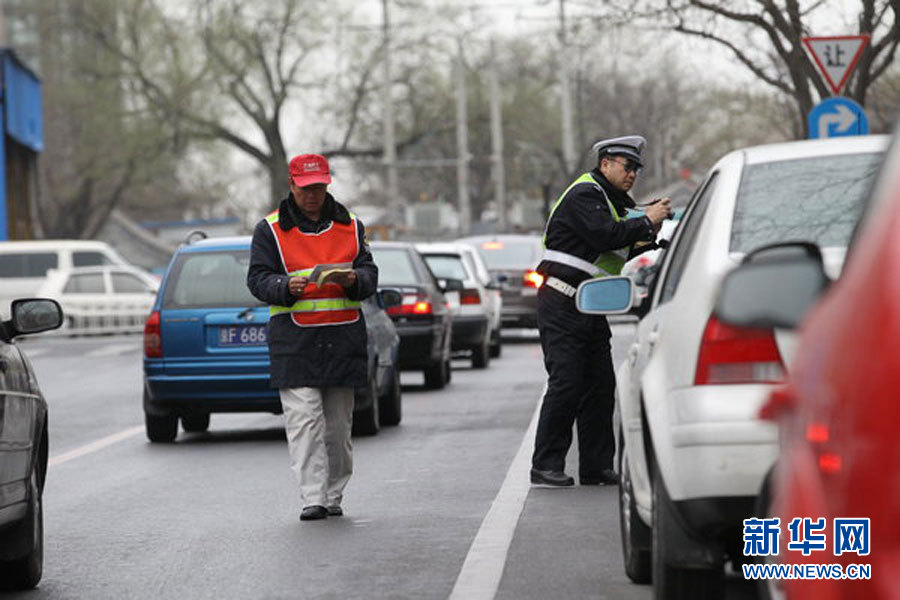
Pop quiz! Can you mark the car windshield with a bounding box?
[163,250,263,308]
[472,239,541,269]
[422,254,469,281]
[730,152,884,252]
[371,247,420,285]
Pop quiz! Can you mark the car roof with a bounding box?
[370,241,417,250]
[177,236,252,253]
[739,135,890,165]
[415,242,475,254]
[456,234,541,243]
[0,240,117,251]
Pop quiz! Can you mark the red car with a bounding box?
[715,134,899,599]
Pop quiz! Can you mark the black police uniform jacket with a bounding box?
[247,194,378,389]
[537,168,656,286]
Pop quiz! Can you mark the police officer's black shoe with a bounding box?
[530,469,575,487]
[326,506,343,517]
[580,469,618,486]
[300,505,328,521]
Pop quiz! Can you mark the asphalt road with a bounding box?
[8,325,751,599]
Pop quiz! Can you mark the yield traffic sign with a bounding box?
[802,36,870,95]
[808,97,869,139]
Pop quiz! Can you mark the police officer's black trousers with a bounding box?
[532,284,616,479]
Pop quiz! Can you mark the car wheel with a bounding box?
[353,374,380,436]
[423,360,447,390]
[619,438,651,583]
[145,413,178,443]
[472,331,491,369]
[181,414,210,433]
[489,328,502,358]
[652,463,724,599]
[0,465,43,590]
[379,367,402,426]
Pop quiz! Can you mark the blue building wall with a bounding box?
[0,49,43,240]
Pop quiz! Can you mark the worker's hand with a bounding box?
[645,197,672,225]
[288,276,309,296]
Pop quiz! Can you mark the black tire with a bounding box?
[619,441,651,583]
[423,359,447,390]
[651,464,724,599]
[471,331,491,369]
[353,374,380,436]
[145,413,178,443]
[489,328,502,358]
[0,467,43,590]
[379,367,402,426]
[181,414,210,433]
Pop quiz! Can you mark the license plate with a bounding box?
[217,325,267,346]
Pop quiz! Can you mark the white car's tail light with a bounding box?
[694,315,785,385]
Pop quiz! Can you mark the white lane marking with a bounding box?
[448,388,543,600]
[86,343,139,357]
[48,425,144,467]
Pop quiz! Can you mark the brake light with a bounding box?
[694,315,784,385]
[523,270,544,288]
[386,294,433,316]
[144,311,162,358]
[482,242,504,250]
[460,289,481,305]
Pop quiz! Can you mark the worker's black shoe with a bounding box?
[300,505,328,521]
[581,469,618,486]
[530,469,575,487]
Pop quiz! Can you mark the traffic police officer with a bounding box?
[531,135,672,487]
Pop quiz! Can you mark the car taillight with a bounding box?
[144,311,162,358]
[460,289,481,305]
[386,294,433,316]
[694,315,785,385]
[523,270,544,288]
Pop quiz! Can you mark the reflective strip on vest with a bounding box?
[541,172,629,277]
[270,298,362,316]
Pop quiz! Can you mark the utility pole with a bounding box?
[558,0,576,176]
[488,39,506,232]
[456,40,471,235]
[381,0,400,219]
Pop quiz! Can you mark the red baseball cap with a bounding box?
[289,154,332,187]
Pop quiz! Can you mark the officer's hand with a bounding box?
[289,276,308,296]
[645,198,672,225]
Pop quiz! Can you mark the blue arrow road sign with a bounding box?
[808,97,869,139]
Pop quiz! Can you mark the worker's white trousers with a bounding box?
[279,386,354,508]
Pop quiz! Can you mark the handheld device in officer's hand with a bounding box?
[646,197,675,219]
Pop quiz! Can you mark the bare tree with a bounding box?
[657,0,900,136]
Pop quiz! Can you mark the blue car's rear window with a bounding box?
[163,250,263,308]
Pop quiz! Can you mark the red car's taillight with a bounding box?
[523,270,544,288]
[460,289,481,305]
[144,311,162,358]
[386,294,433,316]
[694,315,785,385]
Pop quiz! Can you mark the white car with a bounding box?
[575,135,888,598]
[37,265,159,335]
[416,242,502,367]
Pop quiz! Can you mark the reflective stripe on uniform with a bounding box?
[270,298,362,316]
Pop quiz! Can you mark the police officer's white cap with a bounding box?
[592,135,646,166]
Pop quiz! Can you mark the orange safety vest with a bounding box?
[265,210,362,327]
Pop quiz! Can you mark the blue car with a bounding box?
[142,236,401,442]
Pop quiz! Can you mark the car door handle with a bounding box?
[627,343,639,366]
[648,329,660,348]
